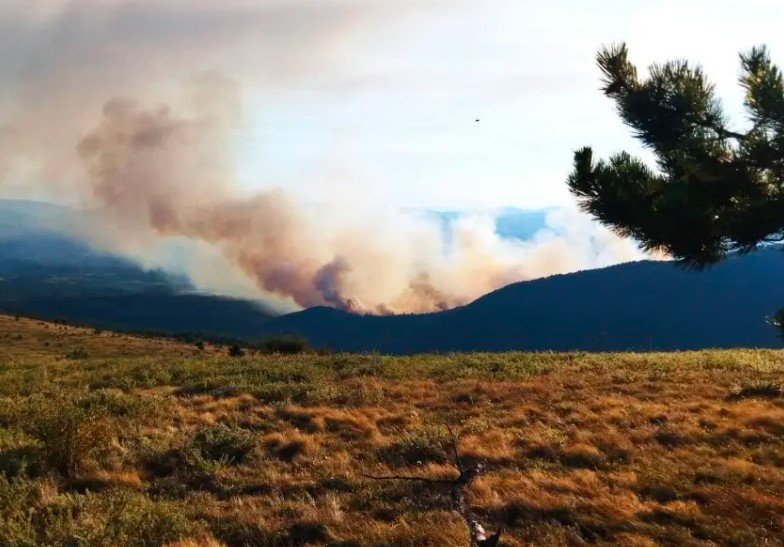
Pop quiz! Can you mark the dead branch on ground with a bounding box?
[363,426,503,547]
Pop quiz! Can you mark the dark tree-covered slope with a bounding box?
[259,248,784,353]
[0,200,274,337]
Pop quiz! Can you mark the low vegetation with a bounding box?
[0,314,783,545]
[253,335,312,355]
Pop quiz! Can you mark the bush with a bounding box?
[188,425,256,465]
[22,396,115,477]
[65,347,89,360]
[90,491,190,546]
[228,344,245,358]
[377,426,449,466]
[254,336,311,355]
[0,478,190,546]
[79,389,158,420]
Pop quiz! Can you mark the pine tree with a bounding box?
[568,44,784,335]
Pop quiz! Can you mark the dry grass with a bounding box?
[0,314,782,545]
[0,314,220,360]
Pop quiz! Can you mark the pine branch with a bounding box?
[706,122,747,141]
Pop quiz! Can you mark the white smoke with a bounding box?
[0,0,655,315]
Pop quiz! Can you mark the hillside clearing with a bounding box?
[0,316,782,545]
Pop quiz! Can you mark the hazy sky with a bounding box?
[2,0,784,210]
[235,0,784,210]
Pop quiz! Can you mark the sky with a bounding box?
[0,0,783,313]
[2,0,783,210]
[235,0,784,210]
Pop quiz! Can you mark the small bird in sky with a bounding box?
[475,119,480,123]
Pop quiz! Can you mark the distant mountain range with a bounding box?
[258,249,784,352]
[1,199,782,351]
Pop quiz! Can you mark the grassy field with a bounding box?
[0,314,783,546]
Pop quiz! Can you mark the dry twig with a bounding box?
[362,427,503,547]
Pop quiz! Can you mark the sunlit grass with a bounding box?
[0,314,782,545]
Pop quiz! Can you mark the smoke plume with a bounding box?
[71,87,646,314]
[0,0,653,315]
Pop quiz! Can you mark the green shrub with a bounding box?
[78,389,158,420]
[188,425,256,465]
[65,347,89,360]
[84,490,190,546]
[0,478,190,546]
[22,396,115,477]
[252,383,333,405]
[377,426,449,466]
[254,336,311,355]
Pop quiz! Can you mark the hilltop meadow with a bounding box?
[0,314,783,546]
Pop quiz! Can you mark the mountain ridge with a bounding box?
[257,248,784,353]
[1,199,782,352]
